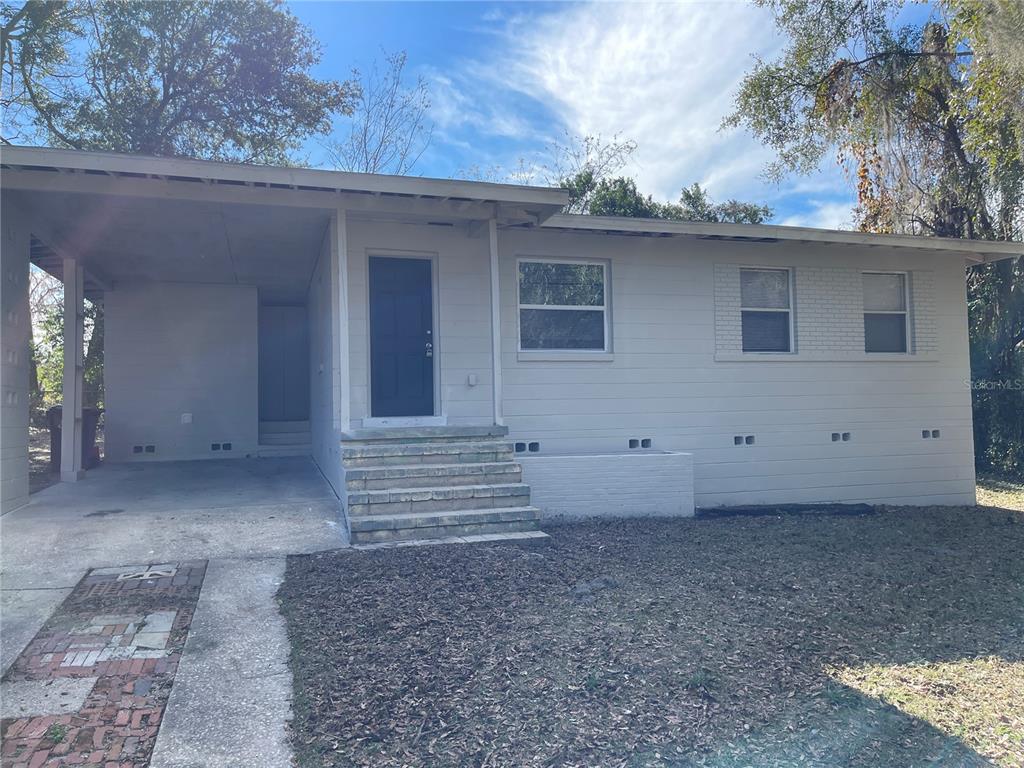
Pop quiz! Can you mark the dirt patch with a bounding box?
[280,505,1023,767]
[28,426,57,495]
[28,423,105,496]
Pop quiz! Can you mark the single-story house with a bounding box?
[1,147,1020,542]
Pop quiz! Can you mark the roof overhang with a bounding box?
[540,214,1023,263]
[30,235,108,301]
[0,145,569,226]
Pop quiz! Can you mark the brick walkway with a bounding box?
[1,562,206,768]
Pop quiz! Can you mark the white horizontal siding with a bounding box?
[344,220,495,426]
[498,228,975,507]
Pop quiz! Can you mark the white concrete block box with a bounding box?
[519,450,694,521]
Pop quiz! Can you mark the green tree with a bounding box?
[588,177,662,218]
[3,0,356,162]
[576,174,773,224]
[677,183,773,224]
[32,297,63,410]
[727,0,1023,475]
[1,1,78,144]
[31,291,103,413]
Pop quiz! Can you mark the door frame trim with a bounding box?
[364,249,441,419]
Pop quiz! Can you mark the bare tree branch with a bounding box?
[324,50,432,176]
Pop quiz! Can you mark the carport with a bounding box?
[12,184,332,473]
[3,151,341,508]
[1,455,342,671]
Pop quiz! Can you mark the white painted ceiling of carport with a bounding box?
[23,191,331,303]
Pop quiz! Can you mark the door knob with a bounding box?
[425,341,433,358]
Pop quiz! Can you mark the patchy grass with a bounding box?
[43,723,68,744]
[978,473,1024,512]
[833,656,1024,766]
[280,506,1024,767]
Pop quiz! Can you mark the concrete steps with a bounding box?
[258,421,311,457]
[349,506,541,543]
[348,482,531,516]
[352,530,550,550]
[342,427,542,545]
[342,440,515,467]
[345,461,522,490]
[256,444,311,458]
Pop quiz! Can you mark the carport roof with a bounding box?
[1,145,569,219]
[2,146,569,303]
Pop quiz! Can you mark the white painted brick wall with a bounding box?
[912,270,938,354]
[520,452,694,520]
[714,263,937,358]
[713,264,742,354]
[795,266,863,358]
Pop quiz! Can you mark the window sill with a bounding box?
[714,352,938,363]
[517,350,614,363]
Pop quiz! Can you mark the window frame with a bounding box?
[739,266,795,354]
[862,271,910,354]
[516,257,610,353]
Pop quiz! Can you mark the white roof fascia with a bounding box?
[541,214,1023,262]
[1,145,569,210]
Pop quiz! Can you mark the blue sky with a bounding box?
[289,1,858,228]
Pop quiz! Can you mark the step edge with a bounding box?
[347,482,532,501]
[351,530,550,549]
[345,461,522,478]
[350,507,541,530]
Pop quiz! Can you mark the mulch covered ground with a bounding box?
[279,505,1024,768]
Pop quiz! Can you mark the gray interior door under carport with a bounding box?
[259,305,310,422]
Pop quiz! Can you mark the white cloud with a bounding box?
[780,200,857,230]
[513,2,785,199]
[427,0,854,222]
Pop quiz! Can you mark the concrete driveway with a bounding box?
[1,457,344,767]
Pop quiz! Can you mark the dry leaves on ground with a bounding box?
[280,505,1024,767]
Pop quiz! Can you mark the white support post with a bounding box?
[331,207,351,434]
[488,219,504,426]
[60,259,85,481]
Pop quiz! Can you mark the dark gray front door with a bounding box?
[259,305,310,422]
[369,256,434,417]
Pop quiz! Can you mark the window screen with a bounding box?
[740,268,791,352]
[518,261,608,351]
[863,273,908,353]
